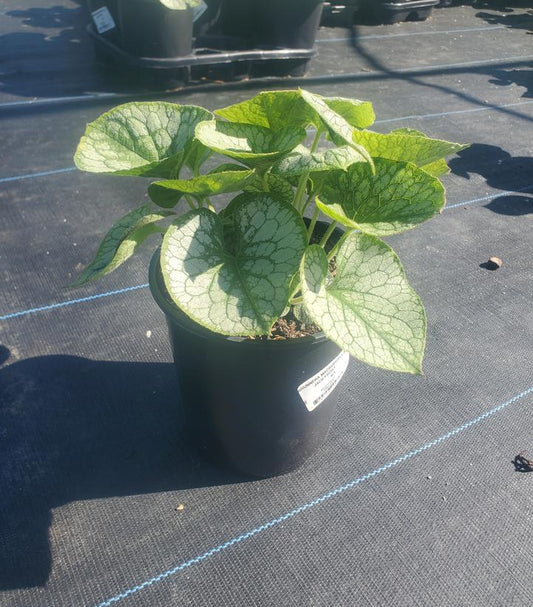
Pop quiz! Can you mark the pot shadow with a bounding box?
[0,354,246,591]
[448,143,533,214]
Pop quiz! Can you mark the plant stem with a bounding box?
[293,130,323,213]
[307,207,320,242]
[290,295,303,305]
[319,221,339,248]
[301,192,314,215]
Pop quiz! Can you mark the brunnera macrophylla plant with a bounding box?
[73,89,467,374]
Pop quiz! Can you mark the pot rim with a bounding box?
[148,247,330,349]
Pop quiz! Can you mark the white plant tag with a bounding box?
[298,351,349,412]
[193,0,208,21]
[91,7,116,34]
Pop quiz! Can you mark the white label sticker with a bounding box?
[298,351,350,412]
[193,0,208,21]
[91,7,116,34]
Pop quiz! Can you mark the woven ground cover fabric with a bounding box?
[1,1,533,605]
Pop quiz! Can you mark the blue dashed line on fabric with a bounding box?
[0,284,149,321]
[445,184,533,209]
[0,167,77,184]
[93,383,533,607]
[375,100,533,125]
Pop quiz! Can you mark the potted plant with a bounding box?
[88,0,201,59]
[72,89,466,477]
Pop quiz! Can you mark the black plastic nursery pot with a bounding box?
[88,0,194,59]
[149,250,348,479]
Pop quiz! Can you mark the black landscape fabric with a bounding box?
[1,1,533,605]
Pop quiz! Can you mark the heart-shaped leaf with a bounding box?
[161,195,307,335]
[323,97,375,129]
[195,120,306,168]
[301,234,426,373]
[351,129,468,167]
[74,102,213,177]
[148,170,255,207]
[315,157,445,236]
[70,204,170,286]
[272,145,367,177]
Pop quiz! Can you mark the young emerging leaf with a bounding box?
[299,90,373,167]
[315,157,445,236]
[148,170,255,207]
[351,129,468,167]
[70,204,170,286]
[160,195,307,335]
[301,235,426,373]
[195,120,306,169]
[215,90,314,130]
[74,102,213,177]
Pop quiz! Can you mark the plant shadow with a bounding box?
[0,354,246,591]
[448,142,533,213]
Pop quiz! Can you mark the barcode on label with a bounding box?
[91,7,116,34]
[298,351,349,412]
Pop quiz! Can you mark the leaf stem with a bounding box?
[327,240,341,262]
[310,128,323,153]
[293,171,309,213]
[290,295,303,305]
[319,221,338,248]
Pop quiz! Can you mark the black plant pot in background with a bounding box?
[149,248,347,479]
[218,0,324,77]
[87,0,194,58]
[117,0,194,58]
[254,0,324,50]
